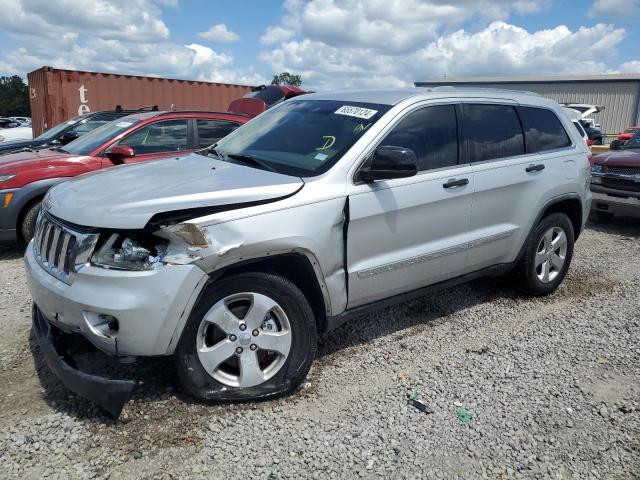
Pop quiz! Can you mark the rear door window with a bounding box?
[120,119,189,155]
[197,119,239,148]
[519,106,571,153]
[464,104,525,162]
[380,104,459,172]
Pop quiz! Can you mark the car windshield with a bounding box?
[36,116,84,141]
[63,117,141,155]
[623,133,640,149]
[212,99,391,176]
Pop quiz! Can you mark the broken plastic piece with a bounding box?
[408,394,434,414]
[168,223,209,247]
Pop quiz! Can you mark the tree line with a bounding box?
[0,76,30,117]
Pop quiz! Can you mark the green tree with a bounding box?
[271,72,302,87]
[0,76,30,117]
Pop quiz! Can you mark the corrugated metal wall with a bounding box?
[28,67,252,136]
[419,81,640,135]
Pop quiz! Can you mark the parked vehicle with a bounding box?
[0,118,33,142]
[572,119,591,146]
[563,107,602,145]
[228,84,308,117]
[0,110,249,244]
[9,116,32,126]
[26,88,591,417]
[0,108,150,156]
[562,103,603,129]
[590,131,640,222]
[618,126,640,143]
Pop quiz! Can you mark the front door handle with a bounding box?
[526,163,545,173]
[443,178,469,189]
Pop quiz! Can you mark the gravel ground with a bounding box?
[0,219,639,479]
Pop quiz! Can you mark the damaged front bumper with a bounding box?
[32,304,135,417]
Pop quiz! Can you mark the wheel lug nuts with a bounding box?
[239,323,247,331]
[252,329,259,336]
[229,334,237,341]
[250,344,257,351]
[235,347,243,354]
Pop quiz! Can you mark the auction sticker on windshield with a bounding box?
[115,122,133,128]
[335,105,378,119]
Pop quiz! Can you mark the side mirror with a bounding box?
[610,140,622,151]
[60,131,79,144]
[106,145,135,163]
[359,146,418,182]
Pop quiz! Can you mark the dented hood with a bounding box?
[46,153,303,229]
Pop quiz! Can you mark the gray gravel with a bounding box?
[1,219,639,479]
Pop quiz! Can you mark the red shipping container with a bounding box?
[28,66,252,136]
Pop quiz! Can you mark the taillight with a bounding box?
[587,139,593,147]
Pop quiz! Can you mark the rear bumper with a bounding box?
[32,304,135,417]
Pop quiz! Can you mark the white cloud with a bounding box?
[618,60,640,72]
[0,0,264,85]
[259,0,638,90]
[198,24,240,43]
[260,26,295,45]
[260,21,628,90]
[588,0,640,18]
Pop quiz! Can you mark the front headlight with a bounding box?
[91,234,167,271]
[591,164,602,174]
[0,174,16,183]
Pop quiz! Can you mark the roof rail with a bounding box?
[426,86,542,97]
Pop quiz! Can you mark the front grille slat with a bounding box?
[57,234,70,273]
[48,227,61,269]
[32,212,99,285]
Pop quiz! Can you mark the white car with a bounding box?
[0,118,33,142]
[26,87,592,416]
[9,116,32,126]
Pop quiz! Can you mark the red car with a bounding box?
[618,126,640,142]
[0,110,249,243]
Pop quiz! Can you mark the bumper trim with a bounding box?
[32,304,135,418]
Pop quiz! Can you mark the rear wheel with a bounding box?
[20,200,42,244]
[175,271,317,402]
[515,213,574,296]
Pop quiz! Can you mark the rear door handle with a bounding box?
[525,163,545,173]
[443,178,469,189]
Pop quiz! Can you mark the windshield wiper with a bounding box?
[50,147,69,153]
[227,153,277,173]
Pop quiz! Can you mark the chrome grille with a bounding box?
[606,166,640,176]
[32,212,99,285]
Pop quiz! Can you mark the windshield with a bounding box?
[623,133,640,149]
[213,100,391,176]
[63,118,142,155]
[36,116,84,141]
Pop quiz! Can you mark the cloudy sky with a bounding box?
[0,0,639,89]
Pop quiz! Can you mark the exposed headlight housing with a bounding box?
[0,174,16,183]
[91,233,167,271]
[591,164,603,173]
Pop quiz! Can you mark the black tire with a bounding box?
[175,271,317,402]
[20,200,42,244]
[515,213,574,296]
[589,210,614,224]
[593,137,603,146]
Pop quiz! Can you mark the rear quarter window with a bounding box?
[519,106,572,153]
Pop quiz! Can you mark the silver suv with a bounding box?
[26,88,592,416]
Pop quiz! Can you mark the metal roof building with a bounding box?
[415,74,640,135]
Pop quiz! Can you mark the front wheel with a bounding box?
[515,213,575,296]
[20,200,42,245]
[175,271,317,402]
